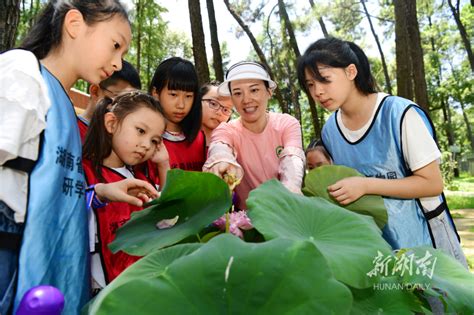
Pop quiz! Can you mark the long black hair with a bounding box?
[149,57,202,143]
[83,91,165,182]
[297,37,378,95]
[20,0,129,59]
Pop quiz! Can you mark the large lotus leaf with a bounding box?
[109,169,232,256]
[302,165,388,228]
[350,276,424,314]
[85,243,201,314]
[397,247,474,314]
[247,179,392,289]
[90,234,353,315]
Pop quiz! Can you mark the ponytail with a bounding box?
[19,3,58,59]
[346,41,378,94]
[83,97,114,182]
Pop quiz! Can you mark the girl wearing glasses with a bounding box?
[83,92,168,291]
[200,82,234,147]
[203,61,305,210]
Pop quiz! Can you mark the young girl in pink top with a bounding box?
[203,61,305,210]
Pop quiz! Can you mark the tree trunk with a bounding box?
[447,0,474,72]
[0,0,21,52]
[404,0,430,113]
[188,0,210,85]
[361,0,392,94]
[459,100,474,152]
[135,0,142,75]
[279,0,321,137]
[308,0,329,38]
[394,0,414,101]
[278,0,301,122]
[206,0,224,82]
[223,0,287,113]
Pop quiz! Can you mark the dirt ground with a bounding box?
[452,209,474,271]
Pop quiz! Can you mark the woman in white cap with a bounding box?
[203,61,305,210]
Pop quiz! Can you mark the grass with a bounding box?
[445,173,474,210]
[446,195,474,210]
[447,172,474,192]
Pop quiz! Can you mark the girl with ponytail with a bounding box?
[297,37,467,267]
[83,91,167,292]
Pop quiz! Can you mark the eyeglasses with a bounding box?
[99,85,122,98]
[203,99,233,116]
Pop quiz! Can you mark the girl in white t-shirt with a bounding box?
[297,37,466,267]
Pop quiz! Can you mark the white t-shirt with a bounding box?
[112,166,135,179]
[336,93,442,211]
[0,50,51,223]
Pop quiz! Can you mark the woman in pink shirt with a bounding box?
[203,61,305,210]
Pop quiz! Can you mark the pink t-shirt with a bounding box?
[211,112,302,209]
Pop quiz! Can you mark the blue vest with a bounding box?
[15,66,89,314]
[322,95,433,249]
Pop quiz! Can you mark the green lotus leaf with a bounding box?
[397,247,474,314]
[89,234,352,315]
[350,276,424,314]
[109,169,232,256]
[302,165,388,228]
[85,243,201,314]
[247,179,392,288]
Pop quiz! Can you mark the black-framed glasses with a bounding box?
[202,99,233,116]
[99,84,122,98]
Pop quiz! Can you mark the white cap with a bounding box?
[218,61,277,96]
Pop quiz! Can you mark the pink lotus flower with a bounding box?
[213,210,253,238]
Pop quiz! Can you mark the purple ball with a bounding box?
[17,285,64,315]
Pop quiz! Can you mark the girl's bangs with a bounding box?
[166,64,198,92]
[303,51,347,82]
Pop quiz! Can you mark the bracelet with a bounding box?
[86,184,108,209]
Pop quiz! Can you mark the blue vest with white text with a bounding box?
[15,66,89,314]
[322,95,433,249]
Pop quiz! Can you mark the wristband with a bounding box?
[86,184,108,209]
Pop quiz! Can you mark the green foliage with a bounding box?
[446,195,474,210]
[398,247,474,314]
[302,165,388,228]
[85,171,474,314]
[128,1,192,89]
[89,235,353,315]
[248,179,391,288]
[109,169,232,256]
[15,0,44,46]
[350,277,424,314]
[441,151,459,190]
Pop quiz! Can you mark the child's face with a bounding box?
[201,86,233,130]
[153,86,194,126]
[306,149,331,170]
[107,106,166,167]
[75,14,132,85]
[304,65,356,112]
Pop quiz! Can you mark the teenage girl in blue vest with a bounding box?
[148,57,206,173]
[82,92,167,294]
[297,37,467,267]
[0,1,159,313]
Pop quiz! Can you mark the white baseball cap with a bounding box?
[218,61,277,96]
